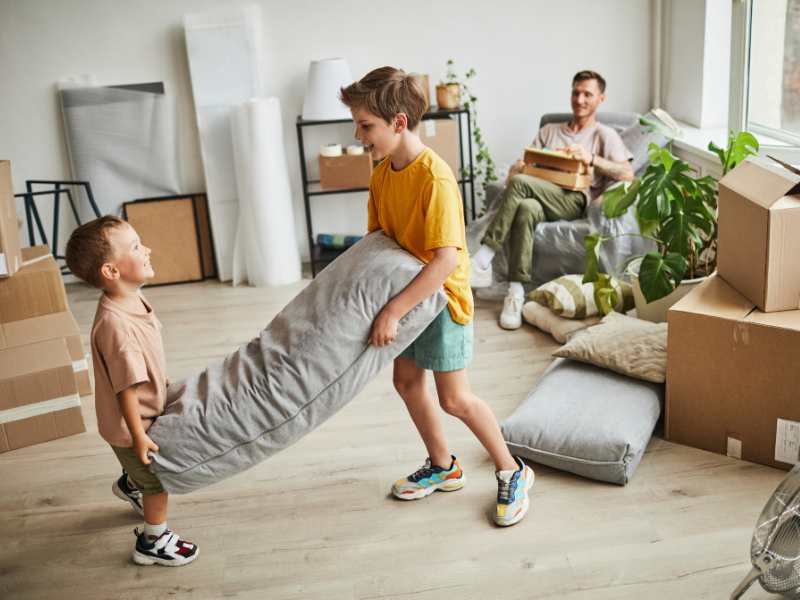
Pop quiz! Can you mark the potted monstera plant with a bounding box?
[583,126,759,321]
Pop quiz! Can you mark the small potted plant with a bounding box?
[583,125,759,321]
[436,59,461,109]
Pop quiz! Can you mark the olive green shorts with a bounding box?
[112,445,165,495]
[399,307,473,372]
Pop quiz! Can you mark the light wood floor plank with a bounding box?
[0,279,782,599]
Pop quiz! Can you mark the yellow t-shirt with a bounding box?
[368,147,473,324]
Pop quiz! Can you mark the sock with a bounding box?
[144,521,167,540]
[472,245,495,270]
[497,458,522,481]
[497,469,516,482]
[508,281,524,298]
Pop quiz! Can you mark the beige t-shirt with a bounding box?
[533,122,633,200]
[91,293,167,447]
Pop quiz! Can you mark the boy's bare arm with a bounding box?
[119,385,159,464]
[369,246,457,346]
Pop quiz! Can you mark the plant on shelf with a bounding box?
[437,59,498,216]
[583,125,759,314]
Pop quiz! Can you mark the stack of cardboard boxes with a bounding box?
[667,158,800,469]
[0,160,90,453]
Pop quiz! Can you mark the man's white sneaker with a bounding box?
[499,292,524,330]
[470,258,492,288]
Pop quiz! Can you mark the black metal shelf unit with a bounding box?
[295,105,475,276]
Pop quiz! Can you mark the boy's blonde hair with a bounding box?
[340,66,428,131]
[65,215,127,288]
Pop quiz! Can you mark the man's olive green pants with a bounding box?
[481,174,586,283]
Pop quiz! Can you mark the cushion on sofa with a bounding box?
[553,311,667,383]
[502,358,663,485]
[147,232,447,494]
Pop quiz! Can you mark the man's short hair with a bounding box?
[340,66,428,131]
[572,70,606,94]
[65,215,127,288]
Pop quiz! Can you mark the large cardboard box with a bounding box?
[666,274,800,469]
[717,158,800,312]
[319,153,373,190]
[0,311,92,396]
[0,338,85,453]
[419,117,460,179]
[0,160,23,278]
[0,245,68,323]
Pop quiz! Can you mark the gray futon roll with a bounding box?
[148,232,447,494]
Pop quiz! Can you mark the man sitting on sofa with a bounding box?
[470,70,634,330]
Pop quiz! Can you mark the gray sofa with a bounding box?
[466,111,662,290]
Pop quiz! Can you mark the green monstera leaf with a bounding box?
[708,131,760,175]
[637,251,687,303]
[582,233,606,284]
[602,179,641,219]
[659,193,715,256]
[593,272,619,316]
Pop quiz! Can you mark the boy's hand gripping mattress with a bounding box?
[147,232,447,494]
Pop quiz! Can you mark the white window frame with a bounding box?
[729,0,800,162]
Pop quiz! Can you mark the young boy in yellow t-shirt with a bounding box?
[340,67,534,526]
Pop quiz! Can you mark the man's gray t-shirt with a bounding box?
[532,122,633,200]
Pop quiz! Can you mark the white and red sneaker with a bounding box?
[132,528,199,567]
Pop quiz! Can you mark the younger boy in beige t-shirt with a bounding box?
[66,216,198,567]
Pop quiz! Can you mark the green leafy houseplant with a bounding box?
[583,127,759,310]
[440,59,498,216]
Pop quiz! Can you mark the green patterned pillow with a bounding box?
[529,274,634,319]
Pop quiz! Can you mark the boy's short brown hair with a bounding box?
[340,66,428,131]
[572,70,606,93]
[65,215,127,288]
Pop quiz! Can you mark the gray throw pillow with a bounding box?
[148,232,447,494]
[502,358,663,485]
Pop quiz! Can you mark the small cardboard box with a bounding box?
[522,147,592,191]
[0,245,68,323]
[0,311,92,396]
[419,118,460,179]
[666,274,800,469]
[319,153,373,190]
[0,338,85,453]
[717,158,800,312]
[0,160,22,278]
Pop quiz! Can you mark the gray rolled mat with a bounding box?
[148,232,447,494]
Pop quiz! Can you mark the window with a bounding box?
[731,0,800,161]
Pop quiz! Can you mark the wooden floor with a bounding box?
[0,278,783,600]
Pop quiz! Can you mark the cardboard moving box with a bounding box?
[418,118,460,180]
[0,311,92,396]
[0,245,68,323]
[666,274,800,469]
[0,160,23,278]
[319,153,373,190]
[717,158,800,312]
[0,338,85,453]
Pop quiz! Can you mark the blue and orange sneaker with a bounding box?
[392,456,465,500]
[494,456,535,527]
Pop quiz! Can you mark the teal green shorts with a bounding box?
[399,307,473,372]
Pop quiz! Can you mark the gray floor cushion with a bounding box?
[147,232,447,494]
[502,358,663,485]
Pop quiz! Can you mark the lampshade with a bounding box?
[301,58,353,120]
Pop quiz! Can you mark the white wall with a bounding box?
[0,0,651,263]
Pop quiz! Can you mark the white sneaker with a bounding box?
[499,291,524,330]
[470,257,492,288]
